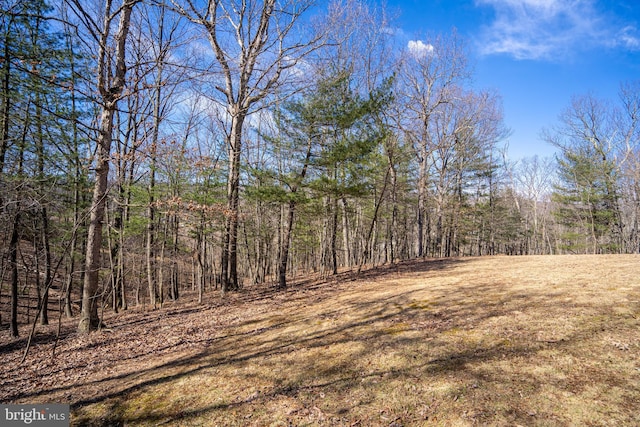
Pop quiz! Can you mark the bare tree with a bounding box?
[65,0,138,332]
[131,1,187,309]
[544,94,623,254]
[511,155,555,254]
[169,0,321,292]
[616,81,640,252]
[397,31,469,257]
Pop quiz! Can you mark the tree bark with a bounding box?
[174,0,318,292]
[0,15,12,174]
[358,167,390,274]
[79,107,113,332]
[278,200,296,289]
[39,208,51,325]
[9,209,20,337]
[78,0,135,333]
[222,113,244,292]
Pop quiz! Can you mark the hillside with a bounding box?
[1,255,639,426]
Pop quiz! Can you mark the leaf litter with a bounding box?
[1,254,639,426]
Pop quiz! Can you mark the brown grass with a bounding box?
[1,255,639,426]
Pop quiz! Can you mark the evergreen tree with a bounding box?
[254,70,391,287]
[546,95,622,254]
[1,0,80,334]
[552,148,620,253]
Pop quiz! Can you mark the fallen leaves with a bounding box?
[0,255,639,426]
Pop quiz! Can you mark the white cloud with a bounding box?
[407,40,434,58]
[382,26,403,36]
[616,26,640,50]
[475,0,605,60]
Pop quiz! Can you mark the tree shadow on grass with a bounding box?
[69,316,622,427]
[72,282,630,424]
[5,257,638,426]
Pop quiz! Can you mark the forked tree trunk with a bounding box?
[79,0,135,333]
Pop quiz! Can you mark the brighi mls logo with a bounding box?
[1,404,69,426]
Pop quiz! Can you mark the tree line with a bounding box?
[1,0,639,337]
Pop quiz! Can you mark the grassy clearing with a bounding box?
[2,255,639,426]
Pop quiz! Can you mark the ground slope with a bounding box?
[1,255,639,426]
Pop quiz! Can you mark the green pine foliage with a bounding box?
[552,146,621,253]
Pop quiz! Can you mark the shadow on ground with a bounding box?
[3,256,639,426]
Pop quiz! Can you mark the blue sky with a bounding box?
[385,0,640,160]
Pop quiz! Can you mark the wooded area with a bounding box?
[1,0,639,337]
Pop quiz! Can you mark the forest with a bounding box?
[1,0,639,337]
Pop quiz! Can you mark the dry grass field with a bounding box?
[1,254,639,426]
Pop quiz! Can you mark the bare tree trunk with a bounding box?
[390,164,399,263]
[173,0,319,292]
[0,17,11,174]
[116,225,125,311]
[198,221,206,303]
[145,5,168,309]
[277,134,312,289]
[80,112,111,331]
[158,217,168,308]
[417,153,428,257]
[39,209,51,325]
[64,232,76,318]
[146,200,157,309]
[63,20,81,318]
[7,96,31,337]
[242,216,256,285]
[35,93,50,325]
[222,114,244,293]
[170,213,180,300]
[320,197,331,277]
[278,200,295,289]
[78,0,135,333]
[331,197,338,275]
[9,209,20,337]
[358,167,390,274]
[341,198,351,268]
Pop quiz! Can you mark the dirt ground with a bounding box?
[1,254,639,426]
